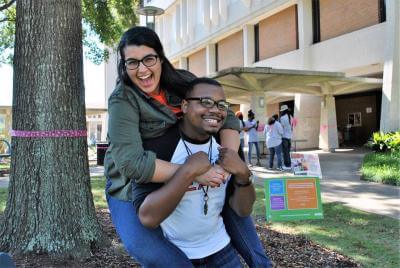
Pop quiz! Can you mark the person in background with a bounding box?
[235,111,246,159]
[264,114,283,171]
[245,110,261,166]
[279,105,293,170]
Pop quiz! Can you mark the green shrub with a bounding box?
[366,131,400,152]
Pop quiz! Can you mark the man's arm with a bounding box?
[217,148,256,216]
[138,152,211,228]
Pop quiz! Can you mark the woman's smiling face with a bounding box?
[123,45,163,94]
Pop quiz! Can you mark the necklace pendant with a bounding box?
[203,202,208,215]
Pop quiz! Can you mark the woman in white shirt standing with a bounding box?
[280,105,293,169]
[235,111,246,159]
[245,110,261,166]
[264,114,283,170]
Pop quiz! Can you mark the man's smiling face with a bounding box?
[181,83,227,140]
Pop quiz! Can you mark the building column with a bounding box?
[249,92,266,124]
[297,0,313,69]
[293,94,321,150]
[319,94,338,151]
[206,44,216,75]
[243,24,255,67]
[380,0,400,132]
[178,56,188,70]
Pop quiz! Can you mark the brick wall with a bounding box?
[259,5,298,60]
[320,0,380,41]
[188,48,206,77]
[217,31,244,71]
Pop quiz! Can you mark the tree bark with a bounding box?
[0,0,106,258]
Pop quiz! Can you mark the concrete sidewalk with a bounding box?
[1,148,399,219]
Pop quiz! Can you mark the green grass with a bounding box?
[1,178,399,267]
[91,176,108,209]
[361,151,400,186]
[254,186,400,268]
[0,187,7,212]
[0,176,108,213]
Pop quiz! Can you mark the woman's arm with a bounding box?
[217,147,256,216]
[152,159,225,186]
[219,129,240,151]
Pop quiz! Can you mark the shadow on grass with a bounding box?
[254,187,400,268]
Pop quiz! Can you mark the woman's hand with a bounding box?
[184,152,212,178]
[194,164,228,187]
[217,147,249,179]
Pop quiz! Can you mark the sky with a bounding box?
[0,58,106,108]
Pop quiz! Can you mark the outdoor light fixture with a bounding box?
[137,5,164,30]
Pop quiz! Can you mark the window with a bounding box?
[215,43,219,71]
[312,0,320,43]
[254,23,259,62]
[348,112,362,127]
[379,0,386,22]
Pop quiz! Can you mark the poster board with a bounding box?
[264,177,324,222]
[290,153,322,178]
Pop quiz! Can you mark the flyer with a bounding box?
[290,153,322,178]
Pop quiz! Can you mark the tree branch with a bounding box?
[0,0,16,12]
[0,17,14,23]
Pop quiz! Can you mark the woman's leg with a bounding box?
[276,144,283,169]
[248,142,253,164]
[254,142,261,164]
[106,193,193,267]
[222,205,272,268]
[268,147,275,168]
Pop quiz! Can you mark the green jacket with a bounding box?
[105,82,240,201]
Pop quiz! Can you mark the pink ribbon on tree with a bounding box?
[11,129,87,138]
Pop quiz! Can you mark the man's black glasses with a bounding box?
[186,97,230,111]
[125,54,159,70]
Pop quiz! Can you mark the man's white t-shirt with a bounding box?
[160,136,231,259]
[280,114,293,139]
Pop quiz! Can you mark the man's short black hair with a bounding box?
[185,77,222,98]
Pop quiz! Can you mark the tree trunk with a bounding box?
[0,0,106,258]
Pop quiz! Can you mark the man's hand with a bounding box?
[184,151,212,178]
[194,164,227,187]
[217,147,250,183]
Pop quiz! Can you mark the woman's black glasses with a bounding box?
[125,54,159,70]
[185,97,230,111]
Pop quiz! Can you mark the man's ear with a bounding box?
[181,100,188,113]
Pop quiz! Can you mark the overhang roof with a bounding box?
[211,67,382,104]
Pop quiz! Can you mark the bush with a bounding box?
[366,131,400,152]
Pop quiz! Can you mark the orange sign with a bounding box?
[287,179,318,209]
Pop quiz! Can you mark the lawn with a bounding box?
[254,186,400,268]
[1,178,399,268]
[361,151,400,186]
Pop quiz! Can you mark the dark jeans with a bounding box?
[190,243,241,268]
[268,144,282,169]
[248,141,260,163]
[106,180,271,267]
[282,138,291,167]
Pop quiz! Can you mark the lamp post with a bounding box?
[137,5,164,30]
